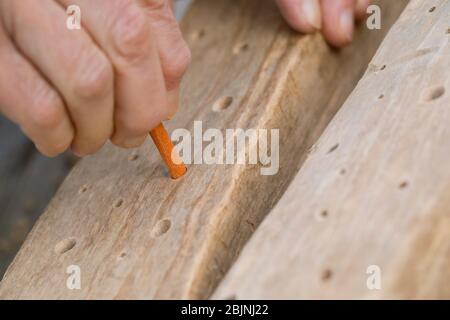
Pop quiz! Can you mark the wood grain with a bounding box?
[214,0,450,300]
[0,0,406,299]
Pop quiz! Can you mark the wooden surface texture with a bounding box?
[0,0,408,299]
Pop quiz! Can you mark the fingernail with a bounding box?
[301,0,322,30]
[340,8,355,42]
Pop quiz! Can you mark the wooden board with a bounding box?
[214,0,450,300]
[0,0,407,299]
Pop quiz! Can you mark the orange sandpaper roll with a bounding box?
[149,123,187,179]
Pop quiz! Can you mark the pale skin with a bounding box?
[0,0,370,157]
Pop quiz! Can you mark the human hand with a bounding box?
[0,0,191,157]
[276,0,371,47]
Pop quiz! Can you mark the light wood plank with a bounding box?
[0,0,407,299]
[214,0,450,300]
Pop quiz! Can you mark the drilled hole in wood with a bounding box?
[378,94,385,100]
[213,96,233,112]
[119,252,127,259]
[55,238,76,254]
[423,86,445,101]
[399,181,409,189]
[129,153,139,161]
[340,169,347,175]
[328,144,339,154]
[191,29,205,40]
[321,269,333,282]
[446,27,450,34]
[79,185,88,194]
[380,65,386,71]
[317,210,329,221]
[114,199,124,208]
[233,43,249,54]
[429,6,436,13]
[151,219,172,238]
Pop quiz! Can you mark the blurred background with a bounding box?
[0,116,77,276]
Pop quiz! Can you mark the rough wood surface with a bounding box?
[0,0,406,299]
[214,0,450,300]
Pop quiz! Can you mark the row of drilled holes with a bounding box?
[315,74,447,280]
[58,185,172,255]
[55,218,172,255]
[315,43,448,278]
[224,9,446,284]
[226,5,447,296]
[76,121,181,253]
[213,24,449,120]
[378,84,446,102]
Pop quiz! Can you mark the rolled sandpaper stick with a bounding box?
[149,123,187,179]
